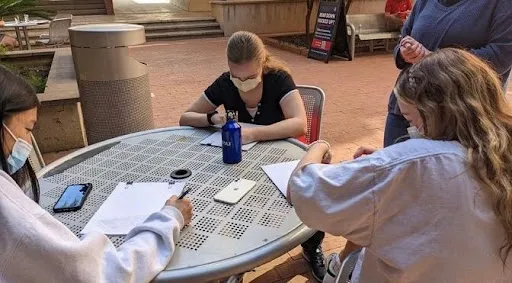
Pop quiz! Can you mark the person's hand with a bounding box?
[241,127,256,144]
[400,36,431,64]
[211,113,226,125]
[353,146,377,159]
[308,141,332,164]
[165,196,193,225]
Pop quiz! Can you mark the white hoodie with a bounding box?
[290,139,512,282]
[0,170,184,283]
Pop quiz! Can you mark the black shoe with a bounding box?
[302,247,326,282]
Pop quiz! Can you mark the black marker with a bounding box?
[177,186,191,200]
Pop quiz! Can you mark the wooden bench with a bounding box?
[346,13,401,59]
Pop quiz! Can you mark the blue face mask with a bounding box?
[3,124,33,174]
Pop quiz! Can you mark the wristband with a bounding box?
[206,110,219,125]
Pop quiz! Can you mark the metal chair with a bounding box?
[297,85,326,144]
[335,248,363,283]
[36,15,72,48]
[28,134,45,172]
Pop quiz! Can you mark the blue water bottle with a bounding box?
[222,110,242,164]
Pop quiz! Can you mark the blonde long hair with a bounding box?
[226,31,291,74]
[395,48,512,263]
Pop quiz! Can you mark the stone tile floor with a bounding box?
[43,37,512,282]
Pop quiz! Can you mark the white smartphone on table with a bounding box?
[214,179,257,205]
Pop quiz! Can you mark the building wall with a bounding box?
[348,0,386,14]
[212,0,319,36]
[172,0,212,12]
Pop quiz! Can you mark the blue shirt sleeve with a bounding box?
[469,0,512,77]
[393,0,423,70]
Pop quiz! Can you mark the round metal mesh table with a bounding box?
[38,127,315,282]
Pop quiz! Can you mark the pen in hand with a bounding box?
[178,186,191,200]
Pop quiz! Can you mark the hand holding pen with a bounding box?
[165,187,193,225]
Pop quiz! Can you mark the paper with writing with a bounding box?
[81,182,185,235]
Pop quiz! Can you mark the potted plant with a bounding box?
[0,0,52,22]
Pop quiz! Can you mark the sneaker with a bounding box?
[302,247,326,282]
[323,253,341,283]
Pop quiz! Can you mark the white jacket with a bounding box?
[290,139,512,282]
[0,170,184,283]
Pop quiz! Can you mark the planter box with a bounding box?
[262,35,309,56]
[0,49,87,154]
[36,48,87,153]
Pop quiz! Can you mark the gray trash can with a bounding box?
[69,23,154,144]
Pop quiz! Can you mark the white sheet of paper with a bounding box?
[81,182,185,235]
[200,131,257,151]
[212,122,261,129]
[262,160,300,198]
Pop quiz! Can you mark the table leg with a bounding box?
[22,26,31,50]
[14,27,23,50]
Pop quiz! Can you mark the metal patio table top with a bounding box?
[38,126,315,282]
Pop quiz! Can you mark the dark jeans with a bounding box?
[383,113,410,147]
[301,231,325,250]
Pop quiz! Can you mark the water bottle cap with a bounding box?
[226,110,238,121]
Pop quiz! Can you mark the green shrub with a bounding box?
[23,68,47,93]
[0,0,53,20]
[0,62,48,93]
[0,45,9,55]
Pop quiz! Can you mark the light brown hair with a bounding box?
[395,48,512,263]
[226,31,291,74]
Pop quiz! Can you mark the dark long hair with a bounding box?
[0,66,41,202]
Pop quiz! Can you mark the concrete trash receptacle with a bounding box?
[69,23,154,144]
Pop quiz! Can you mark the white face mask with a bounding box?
[230,75,261,92]
[3,124,33,174]
[407,125,424,139]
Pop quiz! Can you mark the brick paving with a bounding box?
[129,38,400,162]
[130,38,392,282]
[43,37,512,282]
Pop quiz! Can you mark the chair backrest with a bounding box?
[297,85,325,144]
[49,16,72,44]
[28,134,45,172]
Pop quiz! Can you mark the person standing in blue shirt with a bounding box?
[384,0,512,147]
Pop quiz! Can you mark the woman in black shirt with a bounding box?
[180,31,327,281]
[179,31,307,144]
